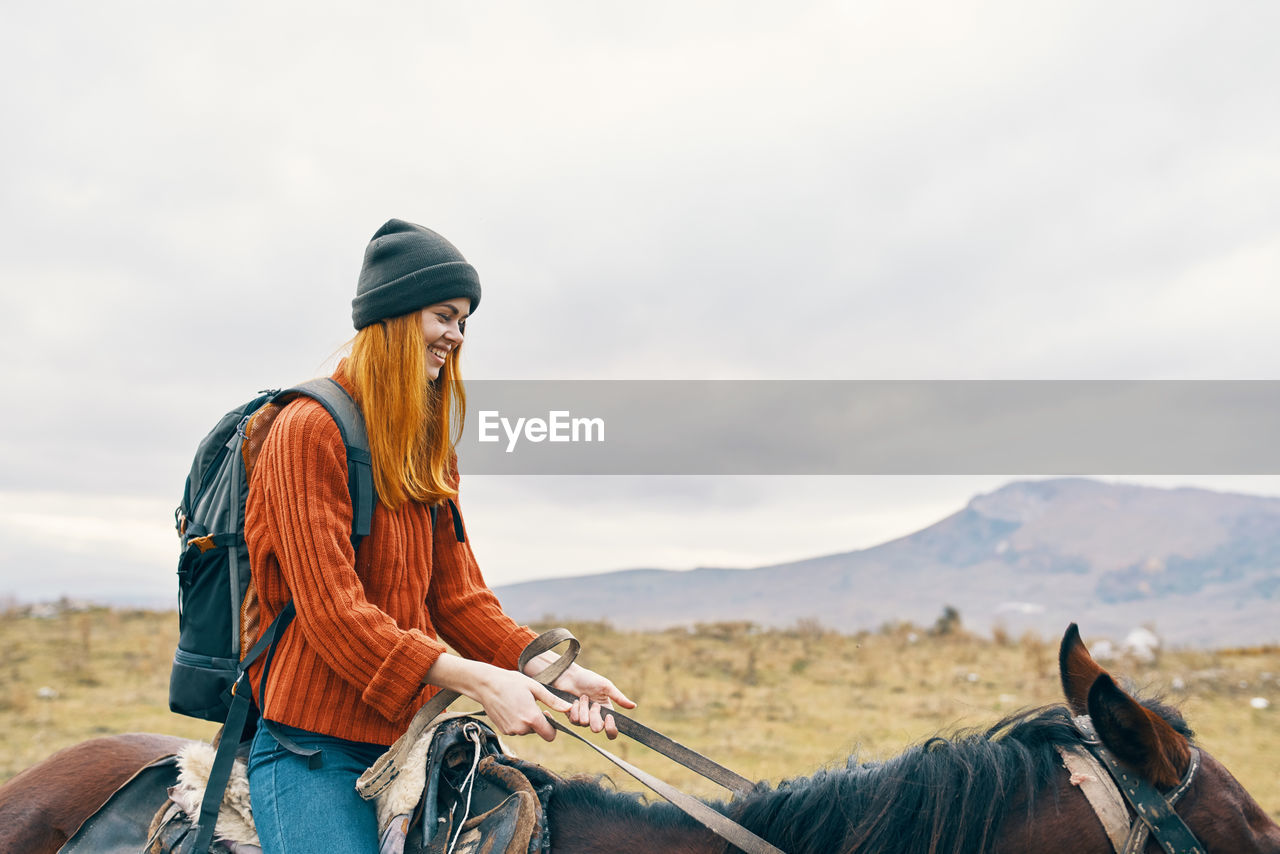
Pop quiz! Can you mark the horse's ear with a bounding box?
[1059,623,1106,716]
[1088,673,1191,790]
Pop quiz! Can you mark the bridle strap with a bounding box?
[1072,716,1205,854]
[544,717,786,854]
[518,628,758,795]
[1114,748,1201,854]
[519,629,786,854]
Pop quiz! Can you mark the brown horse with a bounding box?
[2,625,1278,853]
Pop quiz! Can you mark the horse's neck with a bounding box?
[548,798,725,854]
[984,771,1118,854]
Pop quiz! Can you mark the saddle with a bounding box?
[357,714,557,854]
[56,754,184,854]
[62,715,555,854]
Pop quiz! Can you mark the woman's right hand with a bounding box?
[471,665,575,741]
[425,653,572,741]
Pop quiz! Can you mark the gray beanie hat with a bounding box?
[351,219,482,330]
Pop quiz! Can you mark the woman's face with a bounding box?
[420,297,469,380]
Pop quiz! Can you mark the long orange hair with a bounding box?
[345,310,465,509]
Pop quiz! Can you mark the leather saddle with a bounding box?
[399,716,557,854]
[55,755,183,854]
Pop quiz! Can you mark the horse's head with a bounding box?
[1058,623,1280,853]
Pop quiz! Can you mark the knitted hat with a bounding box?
[351,219,482,329]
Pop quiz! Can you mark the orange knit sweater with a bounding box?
[243,372,537,746]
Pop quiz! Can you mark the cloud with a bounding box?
[0,491,177,603]
[2,2,1279,598]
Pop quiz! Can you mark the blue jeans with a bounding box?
[247,721,388,854]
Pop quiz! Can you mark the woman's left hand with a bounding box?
[523,655,635,739]
[557,663,635,739]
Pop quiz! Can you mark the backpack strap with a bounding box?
[283,378,377,540]
[431,497,467,543]
[189,601,298,853]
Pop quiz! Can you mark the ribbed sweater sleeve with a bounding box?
[427,488,538,671]
[251,401,444,722]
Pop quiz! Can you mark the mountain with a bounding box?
[495,478,1280,647]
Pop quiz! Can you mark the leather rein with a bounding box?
[362,628,786,854]
[1065,714,1204,854]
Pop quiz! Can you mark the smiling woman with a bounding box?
[227,219,634,853]
[342,303,467,511]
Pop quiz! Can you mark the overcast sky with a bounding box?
[2,2,1279,605]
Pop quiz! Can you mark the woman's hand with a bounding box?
[472,667,575,742]
[523,654,636,740]
[425,653,571,742]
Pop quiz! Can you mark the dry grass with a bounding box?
[1,609,1276,823]
[0,608,220,774]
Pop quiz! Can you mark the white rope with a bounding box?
[445,723,485,854]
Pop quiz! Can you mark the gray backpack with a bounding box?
[171,377,375,723]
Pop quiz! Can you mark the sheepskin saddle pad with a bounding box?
[147,714,556,854]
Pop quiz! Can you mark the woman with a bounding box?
[243,219,632,853]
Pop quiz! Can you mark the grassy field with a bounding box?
[2,608,1277,823]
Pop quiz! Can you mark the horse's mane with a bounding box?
[547,698,1192,854]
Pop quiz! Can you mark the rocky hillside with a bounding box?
[495,478,1280,646]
